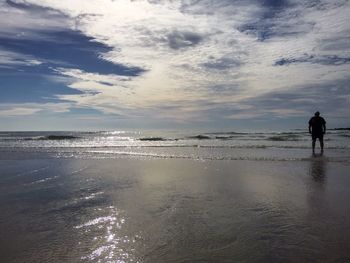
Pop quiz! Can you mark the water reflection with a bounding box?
[76,205,138,262]
[309,153,327,183]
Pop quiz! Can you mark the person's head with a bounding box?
[315,111,320,117]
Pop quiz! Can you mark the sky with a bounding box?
[0,0,349,130]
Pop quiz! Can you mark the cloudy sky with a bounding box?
[0,0,349,130]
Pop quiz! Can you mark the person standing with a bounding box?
[308,111,326,153]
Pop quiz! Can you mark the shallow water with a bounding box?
[1,154,350,262]
[1,130,350,165]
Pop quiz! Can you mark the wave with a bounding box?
[139,137,167,141]
[267,134,302,141]
[187,135,211,140]
[205,131,250,135]
[339,134,350,138]
[3,144,350,150]
[37,135,80,140]
[206,131,308,135]
[330,128,350,131]
[214,135,267,140]
[202,131,312,141]
[0,144,269,150]
[215,136,235,140]
[64,150,350,163]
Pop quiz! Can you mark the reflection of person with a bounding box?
[308,111,326,153]
[310,154,326,183]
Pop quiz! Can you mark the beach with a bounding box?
[1,149,350,262]
[2,0,350,261]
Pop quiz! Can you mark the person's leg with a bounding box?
[320,136,324,153]
[312,137,316,153]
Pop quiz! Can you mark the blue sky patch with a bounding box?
[0,70,81,103]
[0,30,144,76]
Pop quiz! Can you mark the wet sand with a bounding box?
[1,156,350,262]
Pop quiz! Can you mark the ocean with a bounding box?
[1,129,350,262]
[1,129,349,162]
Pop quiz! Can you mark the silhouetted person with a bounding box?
[308,111,326,153]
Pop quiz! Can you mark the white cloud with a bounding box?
[0,103,72,117]
[0,0,70,39]
[0,49,43,68]
[0,107,41,116]
[1,0,350,124]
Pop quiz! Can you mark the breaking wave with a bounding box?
[267,134,303,141]
[37,135,80,140]
[139,137,167,141]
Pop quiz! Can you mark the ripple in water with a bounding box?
[75,206,139,263]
